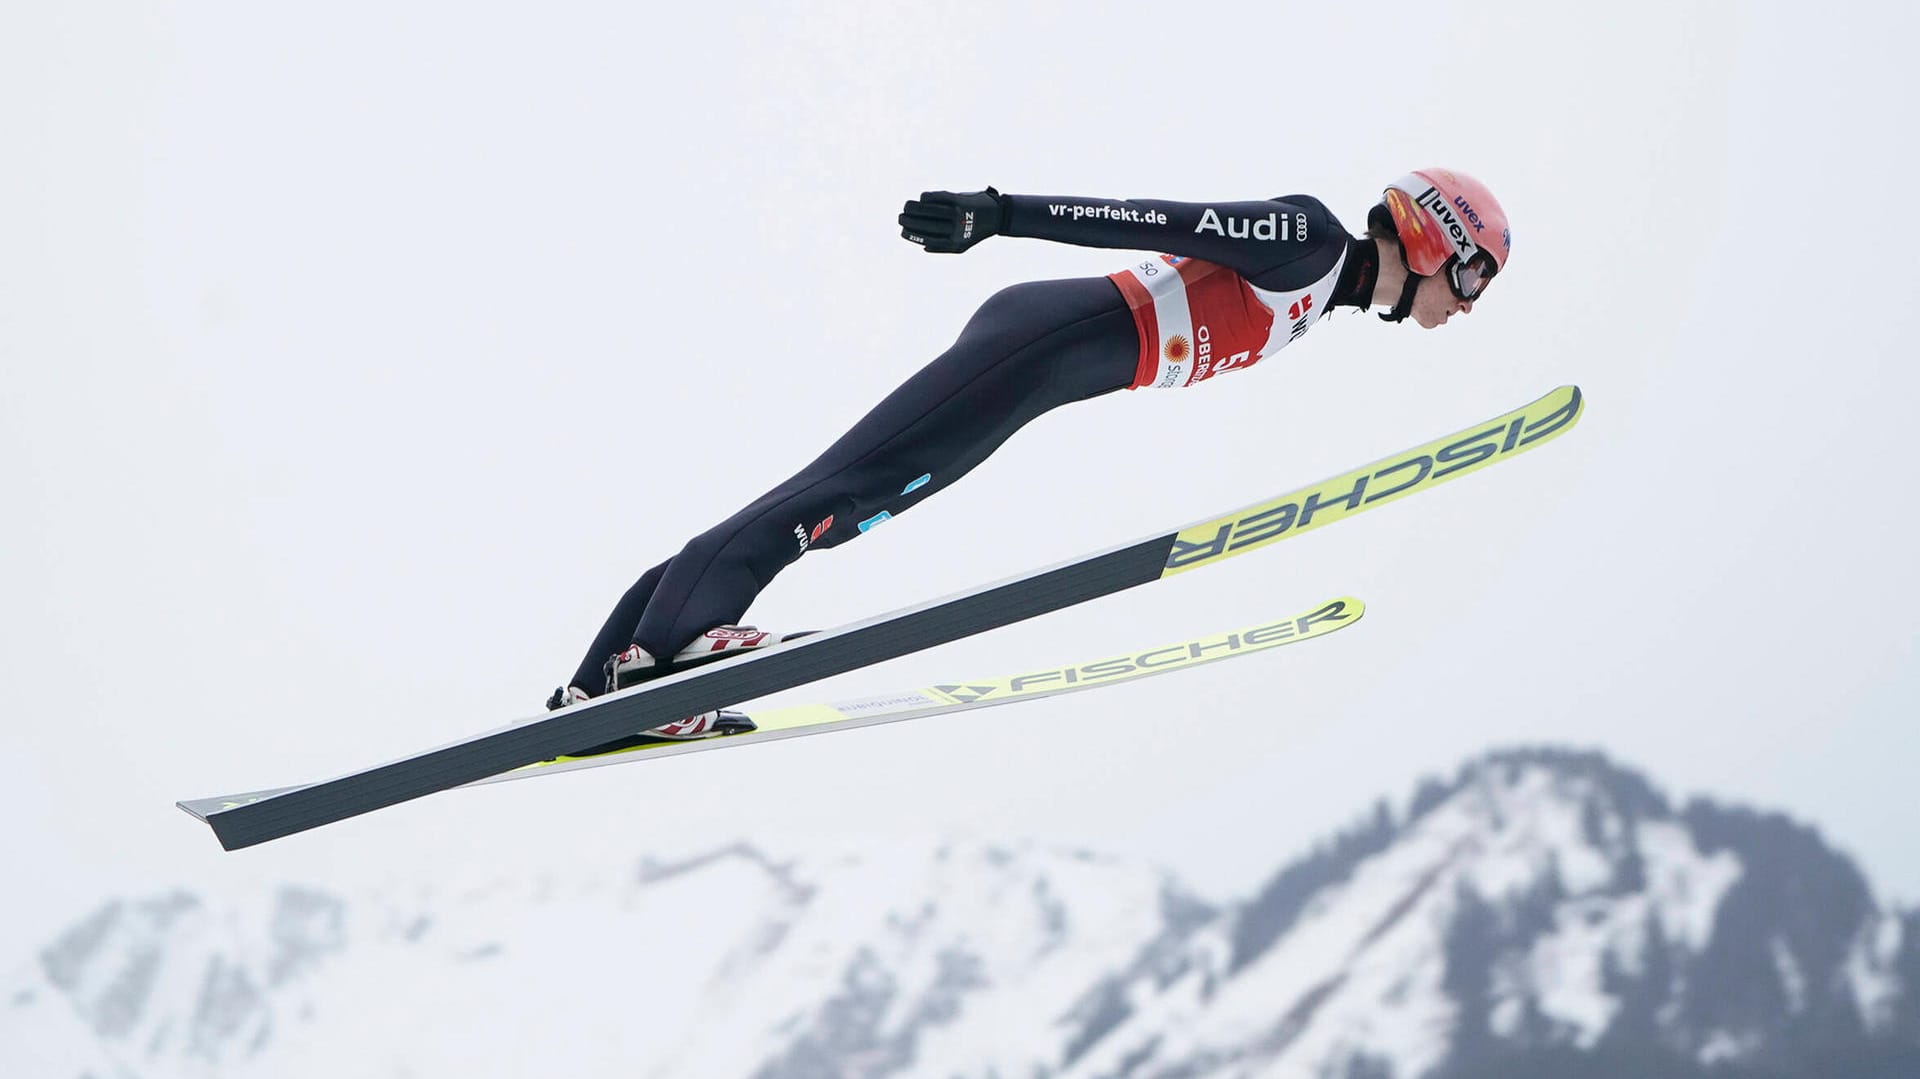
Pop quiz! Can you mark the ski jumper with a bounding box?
[569,192,1383,693]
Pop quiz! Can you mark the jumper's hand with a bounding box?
[899,188,1006,253]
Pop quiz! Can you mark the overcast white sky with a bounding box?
[3,1,1915,965]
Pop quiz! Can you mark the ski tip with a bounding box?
[1301,595,1364,636]
[1557,383,1584,415]
[1527,384,1584,444]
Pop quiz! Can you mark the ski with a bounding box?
[176,597,1364,814]
[179,385,1582,851]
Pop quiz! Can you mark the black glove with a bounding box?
[898,187,1007,253]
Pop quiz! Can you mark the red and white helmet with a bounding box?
[1372,168,1511,301]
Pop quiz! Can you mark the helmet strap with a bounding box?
[1378,268,1422,323]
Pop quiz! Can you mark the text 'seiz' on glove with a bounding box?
[898,187,1006,253]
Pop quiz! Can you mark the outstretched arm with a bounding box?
[899,188,1338,279]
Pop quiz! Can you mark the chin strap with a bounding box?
[1378,268,1422,323]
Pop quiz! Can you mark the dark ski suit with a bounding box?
[569,191,1380,693]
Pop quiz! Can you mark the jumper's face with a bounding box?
[1410,272,1474,329]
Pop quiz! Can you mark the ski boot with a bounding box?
[543,681,758,758]
[545,685,592,711]
[604,624,814,692]
[545,625,810,755]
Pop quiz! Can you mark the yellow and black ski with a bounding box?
[464,597,1364,788]
[180,386,1581,850]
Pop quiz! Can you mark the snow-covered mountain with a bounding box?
[10,748,1918,1078]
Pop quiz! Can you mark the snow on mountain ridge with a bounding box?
[5,839,1183,1079]
[661,841,1195,1079]
[8,748,1918,1079]
[1846,911,1906,1032]
[1033,748,1911,1079]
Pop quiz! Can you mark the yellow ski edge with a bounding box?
[476,596,1366,784]
[1162,384,1582,577]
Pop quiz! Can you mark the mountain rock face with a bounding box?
[1059,748,1919,1079]
[9,748,1917,1078]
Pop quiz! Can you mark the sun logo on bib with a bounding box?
[1163,335,1190,362]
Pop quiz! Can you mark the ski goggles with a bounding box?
[1447,249,1499,301]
